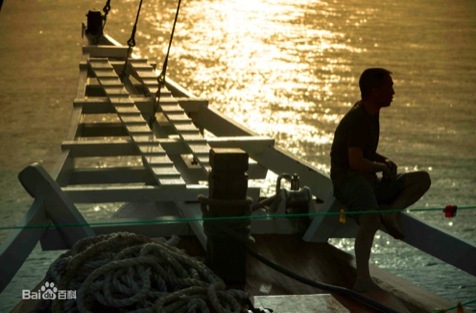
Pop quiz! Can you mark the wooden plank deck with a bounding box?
[176,234,456,313]
[253,294,349,312]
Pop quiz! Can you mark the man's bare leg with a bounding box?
[380,171,431,239]
[354,212,383,292]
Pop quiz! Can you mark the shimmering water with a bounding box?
[1,0,475,311]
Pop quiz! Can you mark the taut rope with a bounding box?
[119,0,144,82]
[149,0,182,127]
[102,0,112,30]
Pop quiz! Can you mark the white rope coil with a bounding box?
[39,232,247,313]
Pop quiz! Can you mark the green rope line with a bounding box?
[0,205,475,232]
[433,297,476,312]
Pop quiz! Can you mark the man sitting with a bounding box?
[330,68,431,291]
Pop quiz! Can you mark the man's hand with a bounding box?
[383,159,397,180]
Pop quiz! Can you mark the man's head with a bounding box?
[359,68,394,108]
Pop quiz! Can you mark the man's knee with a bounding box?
[416,171,431,192]
[406,171,431,193]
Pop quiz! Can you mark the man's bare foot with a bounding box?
[353,278,383,293]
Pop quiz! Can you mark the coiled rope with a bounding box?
[36,232,247,313]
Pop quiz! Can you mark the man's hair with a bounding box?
[359,68,392,99]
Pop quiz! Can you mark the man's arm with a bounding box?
[375,153,388,163]
[375,152,397,179]
[349,147,391,175]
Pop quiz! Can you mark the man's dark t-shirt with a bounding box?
[330,101,380,188]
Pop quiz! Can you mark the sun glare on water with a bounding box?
[155,0,364,155]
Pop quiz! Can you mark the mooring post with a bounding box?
[84,9,103,44]
[204,148,250,285]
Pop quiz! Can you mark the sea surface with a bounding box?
[1,0,475,311]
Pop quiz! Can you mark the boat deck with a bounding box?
[11,234,455,313]
[179,234,455,312]
[253,235,457,313]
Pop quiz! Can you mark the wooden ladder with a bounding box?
[87,57,188,186]
[128,59,213,174]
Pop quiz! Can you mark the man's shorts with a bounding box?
[333,173,406,212]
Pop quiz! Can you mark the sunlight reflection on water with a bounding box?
[158,0,367,170]
[145,0,361,129]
